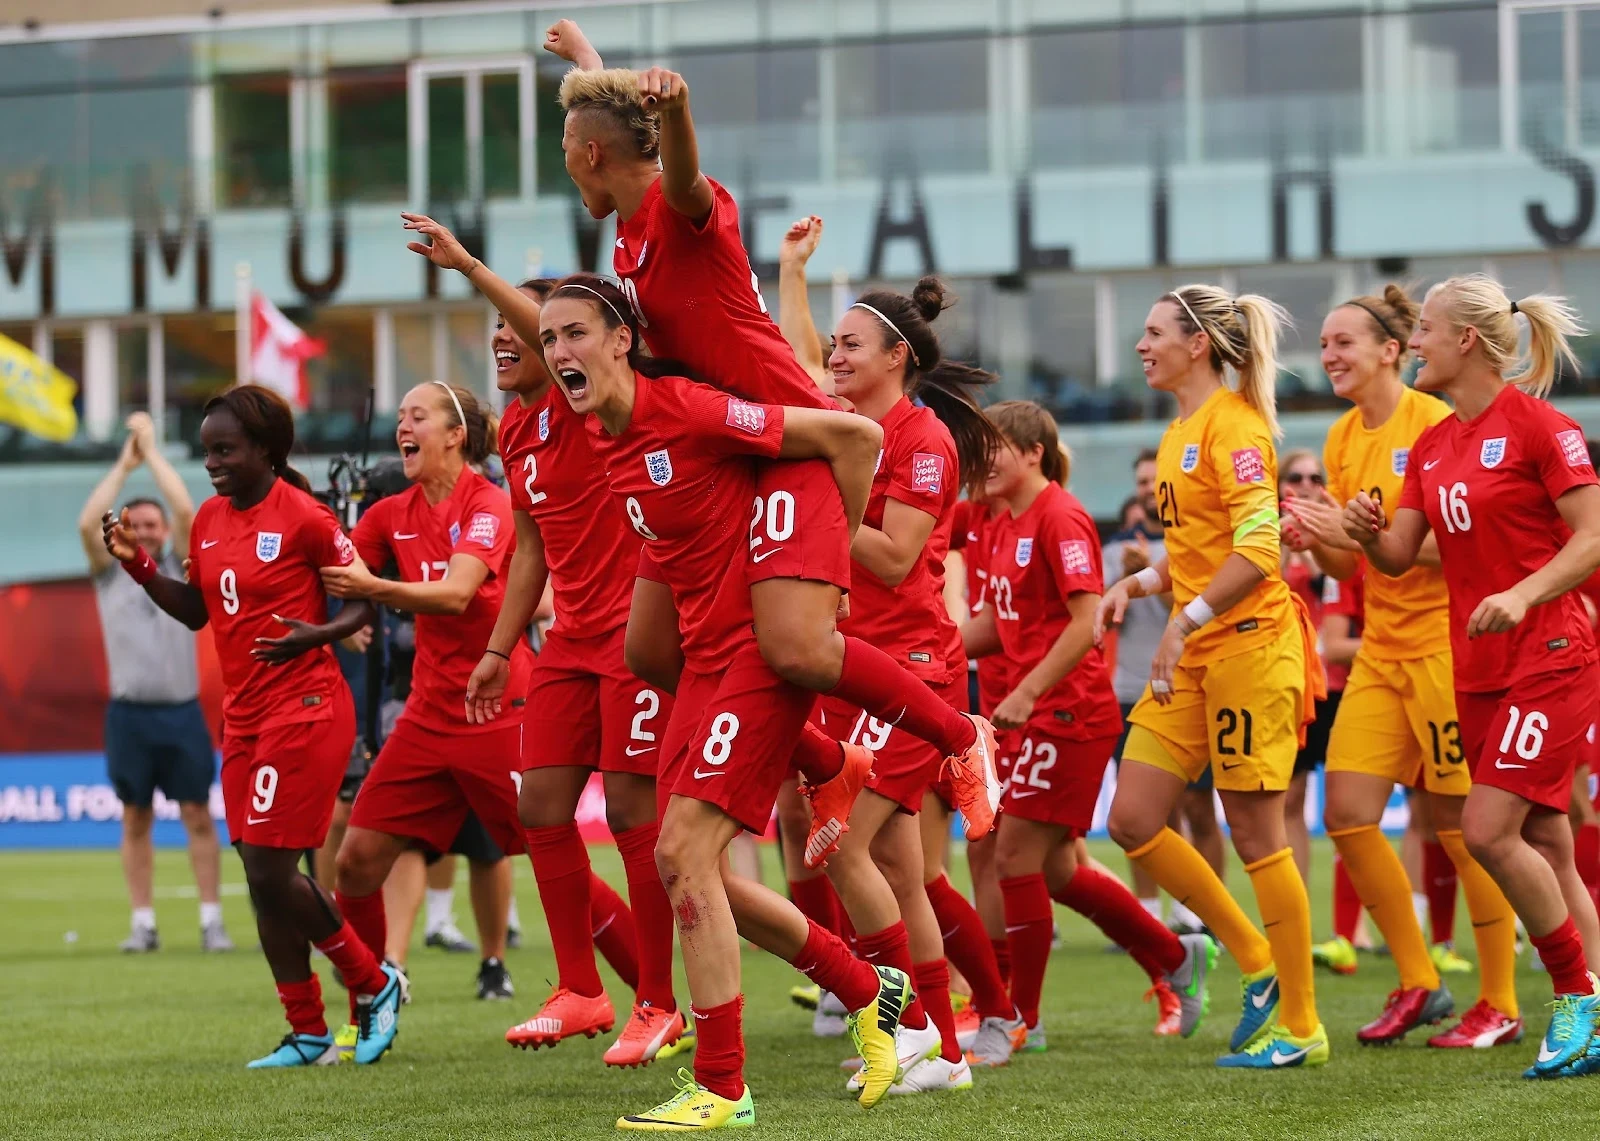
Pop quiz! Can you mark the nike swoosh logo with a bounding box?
[394,532,418,540]
[624,745,656,757]
[1004,923,1030,934]
[1251,977,1279,1010]
[1423,460,1440,470]
[615,238,626,249]
[246,815,270,825]
[1494,757,1527,770]
[1538,1042,1564,1063]
[1271,1046,1311,1066]
[201,539,218,549]
[751,548,784,564]
[692,768,726,779]
[1009,789,1040,799]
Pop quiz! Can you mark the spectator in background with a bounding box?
[1103,449,1223,934]
[77,412,231,953]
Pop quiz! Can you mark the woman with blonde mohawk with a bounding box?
[1340,274,1600,1079]
[1096,283,1329,1070]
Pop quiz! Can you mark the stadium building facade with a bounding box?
[2,0,1599,577]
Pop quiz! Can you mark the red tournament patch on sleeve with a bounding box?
[465,512,500,548]
[333,530,357,566]
[1557,429,1591,468]
[725,398,768,436]
[1231,447,1266,484]
[911,452,945,495]
[1059,539,1091,576]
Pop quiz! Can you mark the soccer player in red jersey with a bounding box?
[101,385,404,1068]
[535,276,912,1129]
[456,271,687,1067]
[312,381,533,1029]
[963,401,1211,1052]
[1342,274,1600,1078]
[538,36,1000,836]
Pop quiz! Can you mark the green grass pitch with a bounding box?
[1,840,1593,1140]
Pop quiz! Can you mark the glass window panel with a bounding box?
[677,46,821,185]
[418,13,528,58]
[536,56,580,198]
[393,312,434,401]
[1518,10,1566,154]
[325,19,412,68]
[1407,6,1500,152]
[1233,266,1340,404]
[162,314,234,445]
[330,68,408,205]
[483,72,523,199]
[300,307,377,450]
[1583,10,1600,147]
[211,27,304,76]
[447,309,491,400]
[1560,253,1600,393]
[81,35,196,83]
[1031,25,1184,168]
[52,329,86,428]
[1025,274,1101,415]
[117,325,150,419]
[836,38,988,176]
[215,75,293,208]
[428,75,467,207]
[1200,16,1363,162]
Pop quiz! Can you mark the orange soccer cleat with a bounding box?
[940,716,1002,840]
[506,987,615,1050]
[1147,980,1182,1037]
[604,1003,694,1068]
[801,744,874,870]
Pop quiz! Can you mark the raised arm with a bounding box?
[544,19,604,70]
[635,69,715,223]
[403,214,548,357]
[777,215,830,388]
[323,552,491,617]
[132,414,196,559]
[101,508,208,629]
[80,432,140,574]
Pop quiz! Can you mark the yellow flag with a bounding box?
[0,333,78,442]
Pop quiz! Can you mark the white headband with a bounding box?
[560,282,630,330]
[431,380,468,432]
[1171,290,1203,333]
[850,302,921,369]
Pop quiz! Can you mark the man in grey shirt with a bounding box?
[78,413,231,953]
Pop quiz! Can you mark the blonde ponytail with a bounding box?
[1167,284,1290,439]
[1427,274,1584,400]
[1056,441,1072,488]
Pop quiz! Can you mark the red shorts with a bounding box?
[221,688,355,850]
[1001,724,1119,835]
[1457,665,1599,814]
[523,627,671,776]
[659,652,819,835]
[747,459,851,591]
[820,675,967,815]
[350,715,526,855]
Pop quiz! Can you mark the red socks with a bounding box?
[1576,824,1600,910]
[590,870,640,993]
[525,823,604,997]
[913,959,962,1062]
[615,822,673,1009]
[1000,874,1054,1028]
[314,920,389,998]
[334,889,387,963]
[1422,839,1458,945]
[1332,854,1361,942]
[1053,863,1185,978]
[276,976,328,1038]
[1530,917,1592,996]
[789,918,880,1012]
[792,722,845,785]
[925,874,1013,1020]
[830,637,976,757]
[855,920,928,1029]
[692,996,746,1102]
[991,936,1011,987]
[789,874,844,935]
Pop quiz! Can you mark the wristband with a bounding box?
[484,648,511,661]
[1181,596,1215,629]
[121,547,158,586]
[1133,567,1162,595]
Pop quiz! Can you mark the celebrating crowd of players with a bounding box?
[96,15,1600,1130]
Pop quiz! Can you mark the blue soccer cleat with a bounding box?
[1216,1022,1330,1070]
[1522,992,1600,1079]
[246,1031,339,1069]
[1230,964,1280,1052]
[352,962,405,1064]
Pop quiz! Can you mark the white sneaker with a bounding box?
[846,1018,941,1091]
[813,990,847,1038]
[889,1053,974,1095]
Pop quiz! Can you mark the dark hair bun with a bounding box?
[911,276,951,324]
[1382,283,1421,327]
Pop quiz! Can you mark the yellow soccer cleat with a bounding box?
[334,1023,358,1063]
[1311,936,1357,976]
[617,1068,754,1132]
[1431,942,1474,975]
[789,983,822,1011]
[847,965,914,1109]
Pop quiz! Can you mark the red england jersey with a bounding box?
[951,497,1012,705]
[1399,384,1599,692]
[584,373,786,671]
[839,398,960,683]
[614,177,828,411]
[352,469,530,734]
[188,478,356,735]
[500,389,640,639]
[986,481,1121,737]
[1319,564,1365,692]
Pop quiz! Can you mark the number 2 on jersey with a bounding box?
[523,454,547,506]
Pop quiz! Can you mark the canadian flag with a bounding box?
[248,292,324,410]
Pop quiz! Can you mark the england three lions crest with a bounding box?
[1180,444,1201,473]
[1480,436,1507,469]
[256,531,283,563]
[645,449,673,487]
[1392,448,1409,476]
[538,406,550,442]
[1015,537,1034,567]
